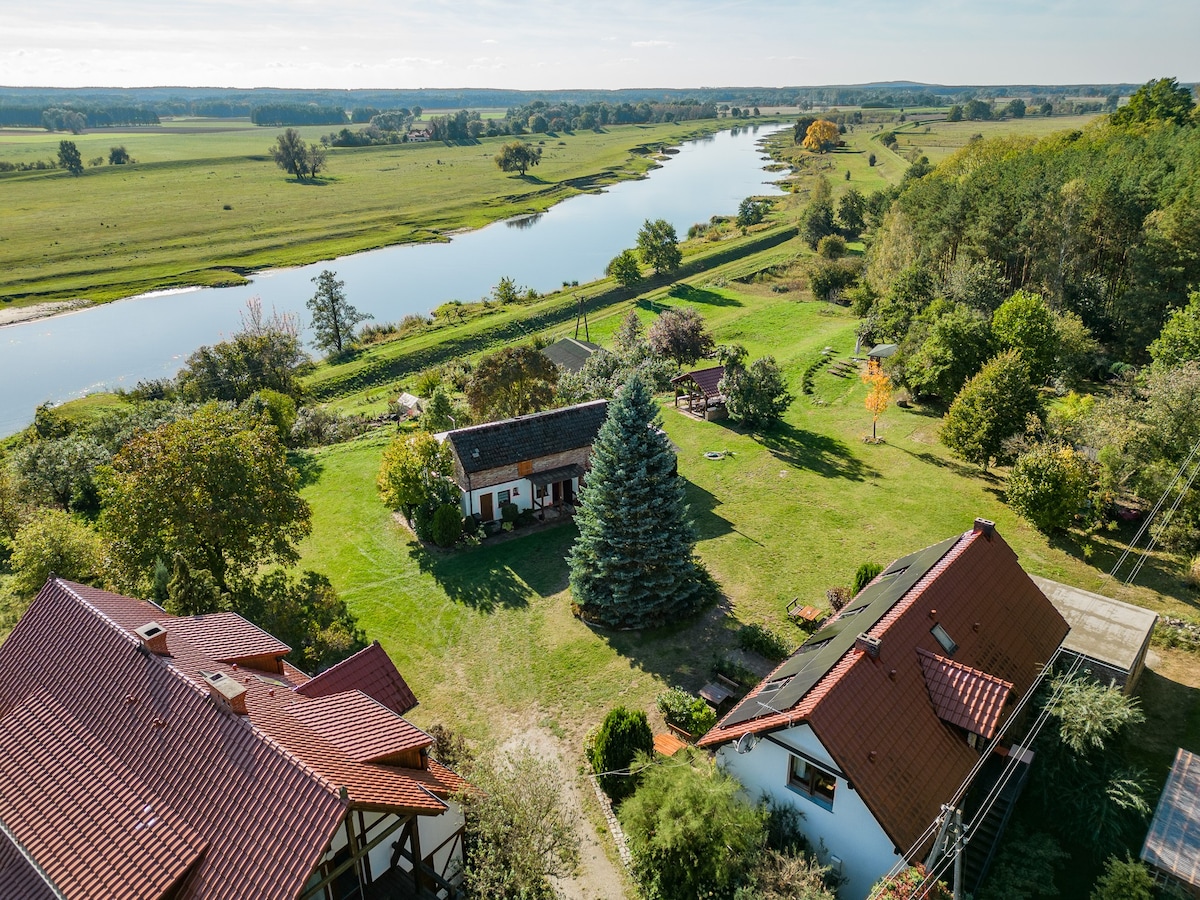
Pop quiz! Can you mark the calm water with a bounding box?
[1,125,786,435]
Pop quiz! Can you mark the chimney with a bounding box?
[203,671,248,715]
[134,621,170,656]
[855,633,882,660]
[973,518,995,540]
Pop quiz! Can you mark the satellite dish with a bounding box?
[735,732,759,755]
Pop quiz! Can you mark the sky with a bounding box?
[2,0,1197,91]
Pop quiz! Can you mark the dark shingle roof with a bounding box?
[446,400,608,474]
[542,339,600,374]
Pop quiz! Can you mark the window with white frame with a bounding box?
[788,755,836,809]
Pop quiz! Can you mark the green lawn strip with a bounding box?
[2,119,784,307]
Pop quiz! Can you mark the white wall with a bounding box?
[717,724,901,900]
[461,477,580,522]
[419,800,466,884]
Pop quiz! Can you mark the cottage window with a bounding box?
[536,485,547,499]
[498,489,511,505]
[788,755,836,809]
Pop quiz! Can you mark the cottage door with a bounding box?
[480,492,494,522]
[552,481,562,506]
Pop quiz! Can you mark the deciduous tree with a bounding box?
[1110,77,1196,128]
[307,269,372,355]
[648,307,713,365]
[1006,444,1093,533]
[992,290,1060,384]
[494,141,542,176]
[1149,291,1200,368]
[99,404,312,593]
[940,350,1042,470]
[837,188,866,237]
[802,119,840,153]
[862,364,892,441]
[721,356,793,429]
[636,218,682,275]
[270,128,313,180]
[56,140,83,176]
[376,430,456,520]
[10,509,103,596]
[107,145,133,165]
[606,250,642,289]
[464,345,559,420]
[568,375,711,628]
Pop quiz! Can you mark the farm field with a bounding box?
[886,112,1102,163]
[0,117,760,307]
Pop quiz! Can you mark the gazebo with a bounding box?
[671,365,726,420]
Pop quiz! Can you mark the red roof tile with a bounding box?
[290,691,432,762]
[917,649,1012,739]
[167,611,291,666]
[295,640,418,715]
[700,525,1069,858]
[0,579,470,899]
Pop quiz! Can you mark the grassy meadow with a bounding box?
[0,117,759,307]
[886,112,1102,164]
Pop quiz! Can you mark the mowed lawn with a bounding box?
[0,118,742,306]
[295,282,1199,756]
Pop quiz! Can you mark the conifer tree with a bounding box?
[568,374,710,628]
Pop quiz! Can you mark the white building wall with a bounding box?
[717,724,901,900]
[419,800,466,883]
[461,477,581,522]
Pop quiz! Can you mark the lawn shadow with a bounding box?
[408,525,574,612]
[667,283,742,308]
[896,445,988,481]
[1048,528,1198,610]
[1128,667,1200,777]
[757,421,875,481]
[515,174,548,184]
[290,451,324,488]
[682,479,735,542]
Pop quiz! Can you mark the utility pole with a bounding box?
[951,807,964,900]
[573,294,590,341]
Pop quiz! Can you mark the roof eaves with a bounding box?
[0,817,67,900]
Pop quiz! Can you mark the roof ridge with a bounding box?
[0,815,68,900]
[868,530,977,639]
[446,398,607,435]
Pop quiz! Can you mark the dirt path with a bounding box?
[499,721,630,900]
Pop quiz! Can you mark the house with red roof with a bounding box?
[0,578,469,900]
[698,520,1069,899]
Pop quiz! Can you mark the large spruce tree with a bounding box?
[568,374,710,628]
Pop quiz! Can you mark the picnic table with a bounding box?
[654,732,689,757]
[787,598,824,624]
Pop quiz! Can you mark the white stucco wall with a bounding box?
[717,724,901,900]
[315,804,465,891]
[461,477,581,522]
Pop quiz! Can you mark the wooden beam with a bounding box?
[297,813,413,900]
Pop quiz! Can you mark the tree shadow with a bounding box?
[667,284,742,308]
[756,421,875,481]
[895,445,989,481]
[682,479,735,542]
[515,174,548,184]
[1128,667,1200,775]
[407,526,574,612]
[1047,528,1198,610]
[289,451,324,488]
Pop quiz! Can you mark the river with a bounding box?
[1,124,787,435]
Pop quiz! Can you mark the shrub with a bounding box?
[826,587,850,611]
[500,501,519,525]
[656,687,717,736]
[851,562,883,596]
[1006,444,1093,533]
[430,504,463,547]
[516,508,536,527]
[737,623,791,661]
[1188,555,1200,590]
[816,234,847,259]
[461,514,481,537]
[588,706,653,800]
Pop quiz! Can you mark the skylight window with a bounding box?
[931,623,958,656]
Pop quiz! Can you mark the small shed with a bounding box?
[671,365,726,420]
[395,392,424,420]
[867,343,899,360]
[1032,576,1158,694]
[541,338,600,374]
[1142,748,1200,894]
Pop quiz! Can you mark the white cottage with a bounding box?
[699,521,1069,899]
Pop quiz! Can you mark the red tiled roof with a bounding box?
[0,579,469,900]
[0,829,60,900]
[290,691,431,762]
[167,611,291,666]
[700,525,1069,858]
[917,649,1013,739]
[295,640,418,715]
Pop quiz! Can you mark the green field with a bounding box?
[0,117,764,307]
[886,113,1102,163]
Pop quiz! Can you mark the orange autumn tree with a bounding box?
[862,361,892,441]
[802,119,840,153]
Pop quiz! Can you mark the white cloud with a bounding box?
[631,40,673,48]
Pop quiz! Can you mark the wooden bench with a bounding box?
[699,681,734,708]
[787,598,824,624]
[666,722,694,742]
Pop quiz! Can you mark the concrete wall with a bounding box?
[717,724,901,900]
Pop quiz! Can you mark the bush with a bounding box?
[500,501,519,526]
[851,562,883,596]
[656,687,717,736]
[516,508,536,527]
[1006,444,1093,533]
[10,509,103,596]
[462,514,481,537]
[588,706,654,800]
[737,623,791,661]
[816,234,847,259]
[430,504,463,547]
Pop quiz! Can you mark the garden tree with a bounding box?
[862,364,892,441]
[940,350,1042,470]
[614,309,645,353]
[992,291,1060,383]
[587,706,654,800]
[376,430,456,520]
[56,140,83,176]
[976,828,1067,900]
[636,218,682,275]
[606,249,642,289]
[1005,444,1094,533]
[464,345,559,420]
[107,146,132,165]
[177,326,307,403]
[720,356,794,429]
[737,197,772,227]
[11,433,110,514]
[491,276,520,305]
[568,375,711,628]
[493,141,542,175]
[99,403,312,594]
[164,553,227,616]
[457,750,579,900]
[556,342,678,405]
[9,509,103,596]
[242,390,298,444]
[647,306,714,365]
[802,119,840,153]
[1110,77,1196,128]
[419,386,457,433]
[1149,291,1200,368]
[837,188,866,237]
[869,865,952,900]
[1031,674,1151,860]
[904,304,995,400]
[1089,855,1155,900]
[307,270,372,355]
[799,200,836,250]
[233,568,367,672]
[619,751,769,900]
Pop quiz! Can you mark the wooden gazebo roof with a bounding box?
[671,365,725,398]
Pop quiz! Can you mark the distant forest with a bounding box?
[0,82,1161,128]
